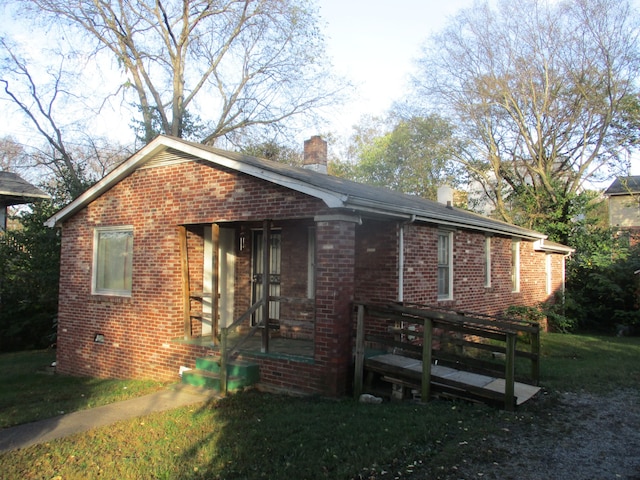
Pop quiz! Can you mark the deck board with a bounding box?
[366,353,540,406]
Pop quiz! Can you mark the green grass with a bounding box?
[0,333,639,480]
[0,350,167,428]
[540,333,640,393]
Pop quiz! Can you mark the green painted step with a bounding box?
[195,357,260,384]
[181,358,260,392]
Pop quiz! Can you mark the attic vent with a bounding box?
[140,149,198,169]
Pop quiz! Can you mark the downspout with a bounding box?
[398,215,416,303]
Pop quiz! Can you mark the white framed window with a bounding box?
[438,231,453,300]
[511,239,520,293]
[545,253,552,295]
[93,226,134,296]
[484,236,492,288]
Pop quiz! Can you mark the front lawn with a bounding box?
[1,333,638,479]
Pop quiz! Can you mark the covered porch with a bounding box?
[174,212,362,396]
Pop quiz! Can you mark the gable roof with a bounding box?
[0,171,50,206]
[604,176,640,196]
[45,135,547,240]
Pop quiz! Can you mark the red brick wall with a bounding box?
[56,157,326,383]
[354,219,399,304]
[353,220,400,338]
[313,217,357,396]
[356,222,566,318]
[279,224,315,339]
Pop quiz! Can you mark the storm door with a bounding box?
[251,230,281,326]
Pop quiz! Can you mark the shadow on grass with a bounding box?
[165,389,495,480]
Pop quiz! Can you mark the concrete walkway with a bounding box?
[0,385,218,453]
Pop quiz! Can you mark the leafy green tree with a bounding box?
[0,200,61,351]
[566,239,640,332]
[339,115,464,199]
[561,192,640,331]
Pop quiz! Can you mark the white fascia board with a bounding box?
[533,239,575,254]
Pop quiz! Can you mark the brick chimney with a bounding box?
[303,136,328,174]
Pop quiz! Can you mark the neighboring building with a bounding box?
[45,135,572,397]
[604,176,640,244]
[0,171,49,231]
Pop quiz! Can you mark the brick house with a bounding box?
[46,135,572,396]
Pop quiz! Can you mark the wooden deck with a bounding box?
[366,353,541,406]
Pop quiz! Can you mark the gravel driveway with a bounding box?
[434,389,640,479]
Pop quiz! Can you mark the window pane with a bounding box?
[511,240,520,292]
[95,229,133,294]
[438,233,450,297]
[438,234,448,265]
[484,236,491,287]
[438,266,449,296]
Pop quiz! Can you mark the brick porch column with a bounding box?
[314,214,359,396]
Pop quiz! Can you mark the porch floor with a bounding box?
[173,334,315,360]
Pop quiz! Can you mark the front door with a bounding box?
[252,230,281,326]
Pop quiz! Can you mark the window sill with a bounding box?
[90,294,132,304]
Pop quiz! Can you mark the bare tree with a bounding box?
[413,0,640,230]
[1,38,129,199]
[17,0,342,145]
[0,137,28,172]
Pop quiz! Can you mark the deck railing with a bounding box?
[353,303,541,410]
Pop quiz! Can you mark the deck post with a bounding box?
[261,220,270,353]
[353,304,365,398]
[421,317,433,402]
[211,223,220,345]
[178,226,191,339]
[505,332,516,411]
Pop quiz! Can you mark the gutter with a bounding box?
[345,196,545,241]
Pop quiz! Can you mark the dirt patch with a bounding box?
[435,390,640,479]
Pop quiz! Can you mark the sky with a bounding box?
[314,0,639,176]
[1,0,638,176]
[1,0,473,146]
[313,0,475,137]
